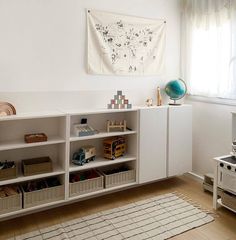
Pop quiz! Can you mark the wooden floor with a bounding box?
[0,175,236,240]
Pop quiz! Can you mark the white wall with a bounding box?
[0,0,181,93]
[186,98,236,176]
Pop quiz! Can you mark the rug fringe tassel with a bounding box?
[171,191,218,218]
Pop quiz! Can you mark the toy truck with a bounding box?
[72,145,96,166]
[103,137,126,160]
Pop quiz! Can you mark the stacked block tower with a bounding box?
[107,91,132,109]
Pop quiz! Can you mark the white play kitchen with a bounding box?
[213,112,236,213]
[0,105,192,220]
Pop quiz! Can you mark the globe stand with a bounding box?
[169,99,182,106]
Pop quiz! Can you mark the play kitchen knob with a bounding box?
[220,163,224,167]
[227,165,231,170]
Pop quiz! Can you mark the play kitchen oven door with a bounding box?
[218,162,236,194]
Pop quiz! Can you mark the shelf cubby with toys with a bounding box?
[0,109,139,220]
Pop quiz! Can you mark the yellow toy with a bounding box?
[103,137,126,160]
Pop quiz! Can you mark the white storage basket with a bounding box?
[70,172,104,197]
[103,169,135,188]
[22,185,64,209]
[0,187,22,215]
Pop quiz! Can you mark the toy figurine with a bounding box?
[146,98,153,107]
[157,87,162,106]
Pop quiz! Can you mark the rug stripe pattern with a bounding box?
[12,193,214,240]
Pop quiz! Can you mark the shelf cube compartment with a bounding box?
[222,191,236,211]
[22,157,53,176]
[69,170,104,197]
[0,186,22,215]
[101,166,136,188]
[22,178,65,209]
[0,165,17,181]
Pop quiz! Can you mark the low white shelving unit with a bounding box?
[0,106,192,220]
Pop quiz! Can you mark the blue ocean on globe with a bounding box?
[165,79,187,100]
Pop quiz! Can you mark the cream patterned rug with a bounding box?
[13,193,214,240]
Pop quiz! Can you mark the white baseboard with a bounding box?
[186,172,204,182]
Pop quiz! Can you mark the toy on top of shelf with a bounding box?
[107,90,132,109]
[0,102,16,116]
[72,145,96,166]
[103,137,126,160]
[146,98,153,107]
[157,86,162,106]
[24,133,47,143]
[106,120,127,132]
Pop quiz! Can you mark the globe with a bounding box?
[165,79,187,105]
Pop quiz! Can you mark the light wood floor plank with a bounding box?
[0,175,235,240]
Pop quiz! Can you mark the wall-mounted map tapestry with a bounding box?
[87,10,166,75]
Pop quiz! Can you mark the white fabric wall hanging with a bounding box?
[87,9,166,76]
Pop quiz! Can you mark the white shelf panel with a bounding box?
[66,108,139,116]
[0,199,66,219]
[217,199,236,213]
[0,182,137,220]
[0,136,66,151]
[0,111,66,121]
[69,182,137,201]
[0,168,65,186]
[69,155,136,172]
[70,130,137,142]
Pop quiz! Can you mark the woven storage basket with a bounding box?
[0,167,17,181]
[22,157,52,176]
[103,169,135,188]
[0,187,22,215]
[222,191,236,211]
[70,172,104,197]
[22,184,64,209]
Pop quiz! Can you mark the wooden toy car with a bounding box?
[72,145,96,166]
[103,137,126,160]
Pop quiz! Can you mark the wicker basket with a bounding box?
[103,169,135,188]
[22,157,52,176]
[0,167,17,181]
[22,184,64,209]
[222,191,236,211]
[0,187,22,215]
[70,172,104,197]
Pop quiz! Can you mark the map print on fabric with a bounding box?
[87,10,166,75]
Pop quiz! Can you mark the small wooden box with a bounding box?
[0,167,17,181]
[22,157,52,176]
[24,133,48,143]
